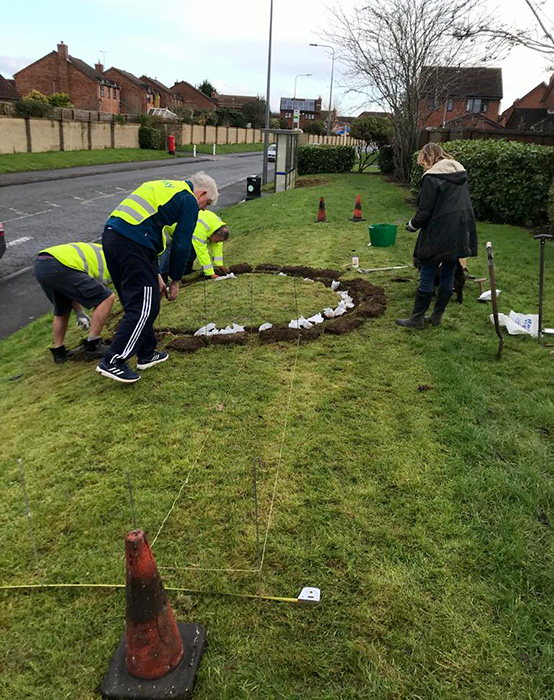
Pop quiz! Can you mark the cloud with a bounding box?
[0,55,33,78]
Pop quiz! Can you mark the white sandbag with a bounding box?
[490,312,535,336]
[218,325,235,335]
[323,308,336,319]
[214,272,236,281]
[307,313,324,324]
[333,306,347,316]
[331,280,340,291]
[508,310,539,337]
[259,322,273,331]
[230,323,245,333]
[194,322,217,336]
[279,272,287,277]
[303,277,314,282]
[479,289,502,301]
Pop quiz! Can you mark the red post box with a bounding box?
[167,135,176,155]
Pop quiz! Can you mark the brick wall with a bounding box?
[419,97,500,128]
[170,82,216,110]
[105,69,146,114]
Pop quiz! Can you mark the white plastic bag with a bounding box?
[194,322,217,336]
[307,313,324,324]
[331,280,340,291]
[479,289,502,301]
[259,322,273,331]
[508,310,539,337]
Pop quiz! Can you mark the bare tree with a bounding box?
[461,0,554,58]
[325,0,508,180]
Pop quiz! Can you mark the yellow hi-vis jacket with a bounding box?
[163,210,226,277]
[39,242,111,284]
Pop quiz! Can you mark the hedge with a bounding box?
[410,139,554,225]
[139,125,163,150]
[298,145,355,175]
[378,145,394,174]
[548,180,554,231]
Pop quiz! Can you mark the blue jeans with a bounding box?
[419,262,456,293]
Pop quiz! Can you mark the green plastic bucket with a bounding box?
[369,223,397,247]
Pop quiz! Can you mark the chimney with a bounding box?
[57,41,68,61]
[95,62,104,73]
[56,42,69,94]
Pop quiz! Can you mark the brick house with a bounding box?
[279,97,323,129]
[170,81,216,111]
[216,94,258,112]
[140,76,182,110]
[500,75,554,131]
[0,74,20,102]
[14,42,120,113]
[419,66,503,130]
[104,67,160,114]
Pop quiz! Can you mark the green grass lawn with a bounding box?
[1,173,553,699]
[177,142,265,155]
[0,148,178,174]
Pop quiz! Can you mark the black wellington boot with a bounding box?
[83,337,110,359]
[396,290,433,329]
[427,287,453,326]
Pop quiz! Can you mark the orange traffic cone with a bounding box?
[101,530,206,699]
[315,197,328,222]
[349,194,366,222]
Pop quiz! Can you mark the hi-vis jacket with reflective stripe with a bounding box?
[105,179,199,281]
[163,210,226,277]
[40,242,111,284]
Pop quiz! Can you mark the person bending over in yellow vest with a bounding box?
[96,172,219,383]
[34,242,115,363]
[161,210,230,280]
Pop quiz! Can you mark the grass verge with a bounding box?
[0,173,553,699]
[178,142,265,155]
[0,148,179,174]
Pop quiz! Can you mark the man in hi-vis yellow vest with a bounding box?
[34,242,115,363]
[97,172,219,383]
[161,209,230,279]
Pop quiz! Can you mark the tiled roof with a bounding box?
[141,75,171,94]
[506,108,548,130]
[422,67,503,99]
[69,56,118,87]
[0,74,20,101]
[108,67,153,91]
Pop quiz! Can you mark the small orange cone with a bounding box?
[315,197,328,222]
[349,194,366,222]
[101,530,206,699]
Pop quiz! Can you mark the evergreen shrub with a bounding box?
[298,145,355,175]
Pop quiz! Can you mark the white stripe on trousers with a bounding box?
[112,286,152,362]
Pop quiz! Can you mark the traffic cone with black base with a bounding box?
[315,197,328,222]
[349,194,366,221]
[101,530,206,699]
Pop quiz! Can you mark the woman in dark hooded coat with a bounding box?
[397,143,478,328]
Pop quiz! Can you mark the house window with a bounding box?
[447,98,454,111]
[429,98,439,111]
[100,86,104,98]
[467,98,489,113]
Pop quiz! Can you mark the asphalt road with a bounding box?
[0,153,271,339]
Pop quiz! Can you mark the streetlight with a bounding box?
[294,73,312,99]
[309,43,335,137]
[262,0,274,186]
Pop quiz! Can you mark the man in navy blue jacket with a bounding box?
[97,172,218,383]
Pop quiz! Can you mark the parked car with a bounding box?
[267,144,276,162]
[0,223,5,260]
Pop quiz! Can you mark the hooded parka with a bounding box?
[411,159,477,265]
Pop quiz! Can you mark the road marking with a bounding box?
[43,201,61,208]
[9,207,26,215]
[4,209,53,223]
[7,236,32,247]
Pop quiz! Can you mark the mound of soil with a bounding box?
[259,324,300,343]
[324,316,364,334]
[256,263,282,272]
[280,265,342,280]
[167,336,207,352]
[295,177,330,188]
[356,300,387,318]
[229,263,253,275]
[209,332,248,346]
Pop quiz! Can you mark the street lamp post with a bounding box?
[262,0,274,186]
[309,43,335,137]
[294,73,312,99]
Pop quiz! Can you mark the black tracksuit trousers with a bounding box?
[102,227,160,364]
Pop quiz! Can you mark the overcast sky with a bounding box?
[1,0,552,116]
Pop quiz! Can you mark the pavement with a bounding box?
[0,153,272,340]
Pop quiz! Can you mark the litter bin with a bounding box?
[246,175,261,199]
[369,223,397,247]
